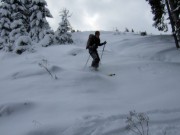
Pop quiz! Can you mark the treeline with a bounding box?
[0,0,73,54]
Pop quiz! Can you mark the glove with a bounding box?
[103,41,107,45]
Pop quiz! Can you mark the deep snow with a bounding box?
[0,31,180,135]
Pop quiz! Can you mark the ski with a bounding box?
[108,73,116,76]
[88,66,116,77]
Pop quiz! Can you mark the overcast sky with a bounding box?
[46,0,170,34]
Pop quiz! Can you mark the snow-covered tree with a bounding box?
[0,0,33,53]
[22,0,32,33]
[9,0,32,53]
[0,0,54,53]
[15,36,32,54]
[54,8,73,44]
[0,0,11,50]
[39,29,55,47]
[29,0,53,43]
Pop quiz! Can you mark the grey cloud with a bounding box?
[46,0,169,34]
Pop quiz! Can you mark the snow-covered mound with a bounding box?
[0,31,180,135]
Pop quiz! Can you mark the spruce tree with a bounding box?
[29,0,53,43]
[146,0,179,48]
[0,0,54,53]
[22,0,32,33]
[0,0,11,50]
[9,0,31,53]
[146,0,168,31]
[54,8,73,44]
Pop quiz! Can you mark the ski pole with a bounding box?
[101,44,106,60]
[84,54,90,69]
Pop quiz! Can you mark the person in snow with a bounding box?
[86,31,107,69]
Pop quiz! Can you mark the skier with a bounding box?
[86,31,107,69]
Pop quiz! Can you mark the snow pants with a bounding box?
[89,50,100,68]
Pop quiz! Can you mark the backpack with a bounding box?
[86,34,95,49]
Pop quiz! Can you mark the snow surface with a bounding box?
[0,31,180,135]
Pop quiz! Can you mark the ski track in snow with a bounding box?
[0,31,180,135]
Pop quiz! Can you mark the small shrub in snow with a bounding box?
[125,111,149,135]
[140,32,147,36]
[14,36,32,54]
[113,28,121,35]
[125,28,129,32]
[71,29,76,33]
[38,59,58,80]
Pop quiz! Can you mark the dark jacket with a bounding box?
[88,36,104,52]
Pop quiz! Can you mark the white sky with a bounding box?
[46,0,170,34]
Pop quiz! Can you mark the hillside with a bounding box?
[0,31,180,135]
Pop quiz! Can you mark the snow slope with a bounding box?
[0,31,180,135]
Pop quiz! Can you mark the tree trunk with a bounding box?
[168,0,180,41]
[165,0,179,49]
[168,0,178,21]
